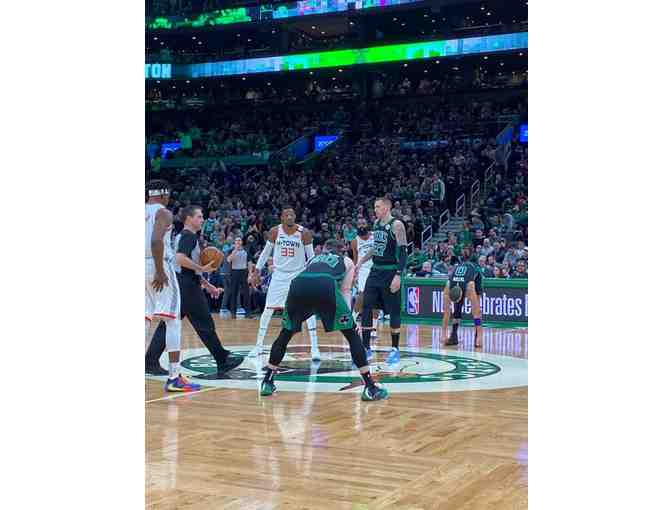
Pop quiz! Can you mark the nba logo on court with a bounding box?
[407,287,420,315]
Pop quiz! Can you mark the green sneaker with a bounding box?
[361,385,389,401]
[260,380,277,397]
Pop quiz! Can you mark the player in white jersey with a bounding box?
[145,180,200,392]
[350,218,379,340]
[247,206,320,360]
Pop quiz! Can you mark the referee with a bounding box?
[145,205,243,377]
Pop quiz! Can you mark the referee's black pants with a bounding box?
[146,274,230,367]
[228,269,249,314]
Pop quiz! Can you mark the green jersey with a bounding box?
[300,253,347,282]
[372,218,402,269]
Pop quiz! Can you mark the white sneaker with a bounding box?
[247,344,263,357]
[310,348,321,362]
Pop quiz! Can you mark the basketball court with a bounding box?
[146,317,528,509]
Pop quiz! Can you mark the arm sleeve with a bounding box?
[177,232,197,257]
[255,241,274,271]
[397,244,408,273]
[304,243,315,262]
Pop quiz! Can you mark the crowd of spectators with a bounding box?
[146,69,527,114]
[156,125,526,315]
[409,141,527,279]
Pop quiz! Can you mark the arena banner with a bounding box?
[402,277,528,327]
[148,0,424,31]
[146,32,528,80]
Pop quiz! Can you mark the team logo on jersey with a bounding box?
[407,287,420,315]
[157,343,527,394]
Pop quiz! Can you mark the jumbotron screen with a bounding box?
[148,0,424,30]
[145,32,528,80]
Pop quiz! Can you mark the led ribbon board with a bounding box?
[146,32,527,80]
[148,0,424,30]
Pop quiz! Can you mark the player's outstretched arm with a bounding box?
[340,257,356,309]
[302,228,315,260]
[151,208,173,292]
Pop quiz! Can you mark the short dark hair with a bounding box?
[181,205,202,222]
[323,239,341,254]
[281,206,295,213]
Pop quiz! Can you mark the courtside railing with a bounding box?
[439,208,451,229]
[420,225,433,250]
[455,193,466,218]
[469,179,481,212]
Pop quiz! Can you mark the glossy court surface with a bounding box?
[146,316,528,509]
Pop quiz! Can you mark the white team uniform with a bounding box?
[355,234,374,293]
[145,203,180,320]
[265,224,308,308]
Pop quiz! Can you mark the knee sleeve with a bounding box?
[269,328,294,366]
[165,318,181,352]
[306,315,317,331]
[341,328,368,369]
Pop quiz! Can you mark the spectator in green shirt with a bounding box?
[202,211,218,242]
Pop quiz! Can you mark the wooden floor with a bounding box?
[146,316,528,510]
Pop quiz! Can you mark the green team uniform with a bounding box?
[363,218,403,314]
[449,261,483,295]
[448,262,483,319]
[282,253,355,333]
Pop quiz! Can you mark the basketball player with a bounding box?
[350,218,379,339]
[260,239,389,401]
[354,197,407,364]
[146,205,244,378]
[145,180,200,392]
[441,261,483,348]
[247,206,320,360]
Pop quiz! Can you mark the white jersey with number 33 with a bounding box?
[273,224,307,275]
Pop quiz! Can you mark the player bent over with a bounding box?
[260,239,389,401]
[441,261,483,349]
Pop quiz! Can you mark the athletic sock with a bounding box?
[391,332,400,350]
[169,362,180,379]
[451,323,459,336]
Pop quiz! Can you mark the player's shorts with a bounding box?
[282,275,354,333]
[265,269,302,308]
[362,268,401,315]
[450,274,483,319]
[356,265,371,294]
[145,258,180,321]
[450,273,484,297]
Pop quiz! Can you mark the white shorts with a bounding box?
[357,266,372,294]
[145,259,180,321]
[265,270,301,308]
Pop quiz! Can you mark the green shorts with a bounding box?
[282,274,354,333]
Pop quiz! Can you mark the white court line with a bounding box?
[145,385,223,404]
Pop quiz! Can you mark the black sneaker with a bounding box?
[216,354,244,373]
[145,364,168,376]
[445,334,459,346]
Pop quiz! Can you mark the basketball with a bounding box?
[199,246,224,271]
